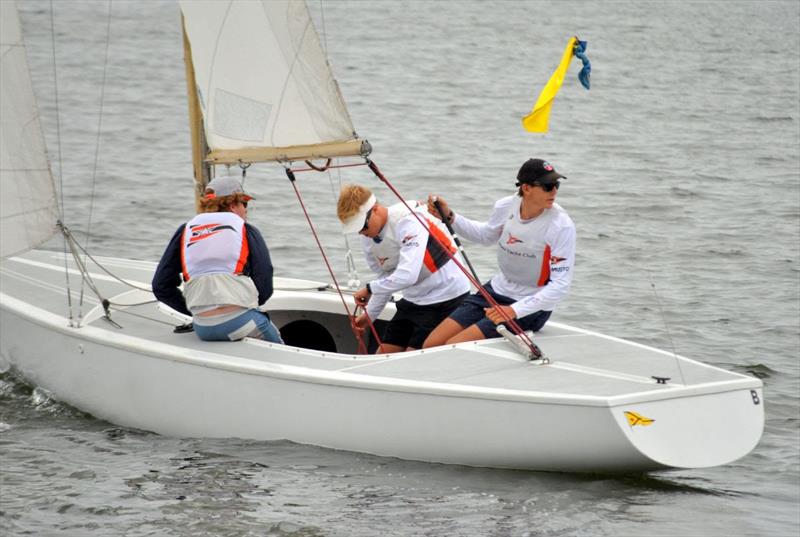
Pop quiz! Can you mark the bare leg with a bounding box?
[422,318,465,348]
[377,343,405,354]
[445,324,486,344]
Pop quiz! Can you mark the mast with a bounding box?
[181,14,210,213]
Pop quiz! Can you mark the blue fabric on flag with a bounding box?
[573,40,591,90]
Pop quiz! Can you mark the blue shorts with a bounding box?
[193,309,284,344]
[448,282,551,339]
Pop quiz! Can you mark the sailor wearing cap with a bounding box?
[152,176,283,343]
[422,158,576,347]
[337,184,470,353]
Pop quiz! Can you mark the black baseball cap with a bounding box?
[515,158,566,187]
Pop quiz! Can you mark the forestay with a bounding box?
[0,0,59,259]
[179,0,366,163]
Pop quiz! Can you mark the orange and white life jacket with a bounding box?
[181,212,249,282]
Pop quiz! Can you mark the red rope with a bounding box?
[285,168,381,354]
[354,304,385,354]
[366,159,542,358]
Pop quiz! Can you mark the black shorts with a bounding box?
[381,293,468,349]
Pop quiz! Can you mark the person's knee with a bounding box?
[422,319,463,348]
[377,343,405,354]
[253,315,283,344]
[445,324,486,345]
[421,332,443,348]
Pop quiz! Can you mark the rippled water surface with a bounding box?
[2,1,799,536]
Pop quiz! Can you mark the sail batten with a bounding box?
[179,0,364,161]
[0,0,60,259]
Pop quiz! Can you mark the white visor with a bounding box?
[340,194,376,234]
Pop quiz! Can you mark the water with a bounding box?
[2,1,799,535]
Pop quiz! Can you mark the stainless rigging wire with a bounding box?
[48,0,75,326]
[318,0,359,288]
[646,269,687,385]
[79,0,113,312]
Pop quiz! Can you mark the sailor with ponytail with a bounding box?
[152,176,283,343]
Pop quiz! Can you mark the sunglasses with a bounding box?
[535,181,560,192]
[360,207,374,233]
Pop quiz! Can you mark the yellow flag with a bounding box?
[522,37,577,133]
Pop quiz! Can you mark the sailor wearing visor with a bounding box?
[337,184,470,353]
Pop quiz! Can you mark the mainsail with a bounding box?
[179,0,368,164]
[0,0,59,259]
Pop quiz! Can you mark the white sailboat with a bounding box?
[0,0,763,473]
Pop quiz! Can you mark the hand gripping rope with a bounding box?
[430,196,481,283]
[365,159,544,359]
[284,166,384,354]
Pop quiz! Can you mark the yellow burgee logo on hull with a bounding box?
[624,411,655,427]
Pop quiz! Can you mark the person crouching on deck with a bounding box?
[152,176,283,343]
[337,184,470,353]
[422,158,576,347]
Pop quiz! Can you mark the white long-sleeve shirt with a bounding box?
[451,196,575,318]
[361,204,470,319]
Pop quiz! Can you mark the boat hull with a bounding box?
[0,291,763,473]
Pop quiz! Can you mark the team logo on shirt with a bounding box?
[506,233,524,245]
[401,234,419,248]
[186,223,235,247]
[376,256,389,266]
[550,255,570,273]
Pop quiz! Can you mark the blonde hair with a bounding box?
[337,184,372,222]
[198,192,250,213]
